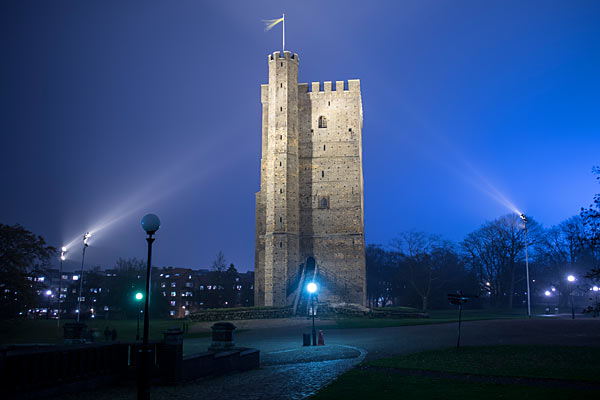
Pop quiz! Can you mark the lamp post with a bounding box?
[138,214,160,400]
[57,247,66,329]
[593,286,599,318]
[520,214,531,318]
[45,290,52,320]
[568,275,575,319]
[77,232,91,322]
[135,292,143,341]
[307,282,317,346]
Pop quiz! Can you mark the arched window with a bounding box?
[319,196,329,209]
[318,116,327,128]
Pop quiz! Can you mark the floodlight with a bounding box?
[307,282,317,294]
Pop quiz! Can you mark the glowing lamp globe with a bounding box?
[544,290,551,296]
[45,290,52,296]
[567,275,575,282]
[135,292,143,300]
[141,214,160,234]
[593,286,599,292]
[307,282,317,294]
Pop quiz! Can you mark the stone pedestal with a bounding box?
[209,322,236,351]
[160,328,184,385]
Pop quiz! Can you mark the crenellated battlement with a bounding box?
[268,51,299,62]
[298,79,360,93]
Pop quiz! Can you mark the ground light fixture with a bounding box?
[135,292,143,341]
[138,214,160,400]
[307,282,318,345]
[45,290,52,320]
[567,275,576,319]
[519,213,531,318]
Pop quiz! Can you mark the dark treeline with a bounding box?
[367,214,599,310]
[367,166,600,310]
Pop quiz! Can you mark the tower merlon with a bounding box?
[304,80,360,92]
[268,51,299,62]
[348,79,360,92]
[298,83,309,93]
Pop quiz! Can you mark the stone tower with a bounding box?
[255,51,365,308]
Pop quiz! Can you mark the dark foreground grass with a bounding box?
[0,319,210,344]
[370,345,600,382]
[331,308,542,329]
[311,345,600,400]
[312,370,594,400]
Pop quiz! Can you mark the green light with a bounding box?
[135,292,143,300]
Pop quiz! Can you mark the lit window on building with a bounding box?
[72,275,79,281]
[171,291,176,297]
[170,301,176,306]
[171,282,176,288]
[161,283,166,288]
[169,310,175,316]
[62,275,69,280]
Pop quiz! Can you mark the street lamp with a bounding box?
[307,282,317,346]
[593,286,599,318]
[520,213,531,318]
[57,247,66,329]
[45,290,52,320]
[135,292,143,341]
[77,232,91,323]
[567,275,575,319]
[138,214,160,400]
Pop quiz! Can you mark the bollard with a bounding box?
[302,333,311,346]
[317,330,325,346]
[209,322,236,351]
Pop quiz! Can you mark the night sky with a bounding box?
[1,1,599,272]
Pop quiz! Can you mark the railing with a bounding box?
[0,341,162,397]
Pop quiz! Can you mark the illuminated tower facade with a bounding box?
[255,51,365,307]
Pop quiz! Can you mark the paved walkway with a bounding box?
[56,317,600,400]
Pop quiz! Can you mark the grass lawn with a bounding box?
[0,319,210,344]
[312,345,600,399]
[330,308,542,329]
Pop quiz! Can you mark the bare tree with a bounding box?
[461,214,541,308]
[391,232,451,311]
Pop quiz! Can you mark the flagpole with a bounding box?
[282,13,285,52]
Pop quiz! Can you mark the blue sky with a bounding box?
[1,1,599,271]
